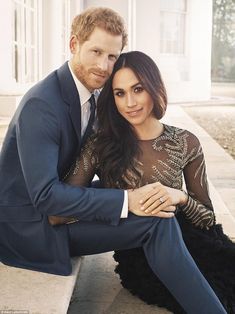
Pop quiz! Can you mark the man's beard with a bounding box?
[74,63,108,91]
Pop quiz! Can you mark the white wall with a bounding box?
[161,0,213,102]
[84,0,129,23]
[133,0,213,102]
[0,0,213,105]
[83,0,213,102]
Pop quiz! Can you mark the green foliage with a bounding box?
[211,0,235,81]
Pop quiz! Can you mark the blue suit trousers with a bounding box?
[68,214,226,314]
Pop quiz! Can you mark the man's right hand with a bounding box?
[127,182,176,218]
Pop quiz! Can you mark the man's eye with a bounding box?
[93,50,100,55]
[109,55,117,61]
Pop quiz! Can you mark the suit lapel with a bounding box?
[57,63,82,145]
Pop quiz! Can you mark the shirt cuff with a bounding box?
[120,190,128,218]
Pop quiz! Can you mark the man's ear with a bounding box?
[70,35,79,54]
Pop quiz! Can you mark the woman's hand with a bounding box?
[127,182,181,218]
[139,182,188,215]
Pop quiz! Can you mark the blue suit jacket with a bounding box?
[0,63,124,275]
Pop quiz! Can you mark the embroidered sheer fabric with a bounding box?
[66,124,215,229]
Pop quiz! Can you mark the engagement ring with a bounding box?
[159,197,164,204]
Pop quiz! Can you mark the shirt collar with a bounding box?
[68,61,92,107]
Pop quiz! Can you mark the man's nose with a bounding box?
[97,56,109,71]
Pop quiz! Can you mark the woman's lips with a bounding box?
[126,108,143,116]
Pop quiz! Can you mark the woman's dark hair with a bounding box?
[95,51,167,188]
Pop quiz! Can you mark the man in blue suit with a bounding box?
[0,7,226,313]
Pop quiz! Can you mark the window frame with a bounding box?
[12,0,41,84]
[159,0,187,56]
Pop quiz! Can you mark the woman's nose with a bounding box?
[126,93,136,108]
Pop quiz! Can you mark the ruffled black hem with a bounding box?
[113,213,235,314]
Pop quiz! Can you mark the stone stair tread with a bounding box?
[0,116,11,125]
[0,257,82,314]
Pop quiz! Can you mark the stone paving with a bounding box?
[68,253,171,314]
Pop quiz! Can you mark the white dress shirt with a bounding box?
[68,62,128,218]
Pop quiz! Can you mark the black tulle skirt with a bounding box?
[113,213,235,314]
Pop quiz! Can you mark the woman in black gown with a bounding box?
[66,51,235,313]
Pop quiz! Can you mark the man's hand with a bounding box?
[127,182,176,218]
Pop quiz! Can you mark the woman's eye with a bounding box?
[134,86,143,93]
[114,91,124,97]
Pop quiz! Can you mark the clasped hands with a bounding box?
[127,182,188,218]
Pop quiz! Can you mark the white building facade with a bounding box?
[0,0,213,116]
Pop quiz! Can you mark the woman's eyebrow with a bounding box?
[113,82,141,91]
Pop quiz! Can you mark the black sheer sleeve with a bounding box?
[179,132,215,229]
[64,135,98,187]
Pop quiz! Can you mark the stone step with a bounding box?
[0,94,22,117]
[0,116,10,142]
[0,257,82,314]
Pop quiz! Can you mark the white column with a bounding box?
[127,0,136,51]
[188,0,213,100]
[41,0,63,77]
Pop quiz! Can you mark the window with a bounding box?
[12,0,40,83]
[160,0,187,55]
